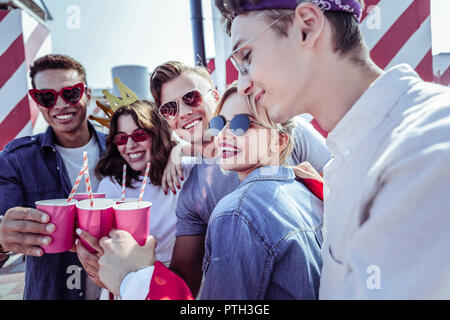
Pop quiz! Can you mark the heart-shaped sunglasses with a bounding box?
[29,83,87,109]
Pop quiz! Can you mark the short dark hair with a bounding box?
[30,54,87,88]
[215,0,366,57]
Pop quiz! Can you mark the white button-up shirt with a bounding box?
[320,64,450,299]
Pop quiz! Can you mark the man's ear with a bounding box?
[85,86,92,102]
[293,2,325,48]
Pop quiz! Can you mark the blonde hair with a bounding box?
[214,82,294,165]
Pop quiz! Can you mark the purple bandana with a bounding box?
[241,0,362,23]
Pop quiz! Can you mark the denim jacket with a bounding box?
[0,122,106,300]
[200,166,323,300]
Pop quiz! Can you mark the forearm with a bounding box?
[169,235,205,297]
[178,139,216,159]
[169,261,202,297]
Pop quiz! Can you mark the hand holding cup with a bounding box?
[98,230,156,296]
[75,228,106,289]
[0,207,55,257]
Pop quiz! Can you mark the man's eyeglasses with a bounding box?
[229,11,294,76]
[29,83,87,109]
[159,89,213,121]
[208,113,269,137]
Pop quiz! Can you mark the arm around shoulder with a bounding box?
[290,117,331,172]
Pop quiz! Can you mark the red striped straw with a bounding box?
[83,152,94,208]
[121,164,127,201]
[138,162,151,206]
[67,153,88,203]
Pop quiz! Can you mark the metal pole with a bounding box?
[190,0,206,66]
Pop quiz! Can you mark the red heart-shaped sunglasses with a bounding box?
[29,83,87,109]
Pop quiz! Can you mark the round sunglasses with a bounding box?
[29,83,87,109]
[208,114,268,137]
[159,89,212,121]
[113,129,151,146]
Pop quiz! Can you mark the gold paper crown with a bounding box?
[89,77,140,128]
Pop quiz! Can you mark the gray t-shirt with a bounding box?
[175,117,331,236]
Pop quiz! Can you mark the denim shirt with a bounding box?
[0,122,106,300]
[200,167,323,300]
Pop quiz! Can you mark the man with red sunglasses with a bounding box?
[0,54,107,300]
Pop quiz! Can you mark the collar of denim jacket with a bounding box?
[239,166,295,187]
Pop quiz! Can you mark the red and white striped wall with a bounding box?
[209,0,436,137]
[0,7,51,151]
[434,67,450,87]
[360,0,433,82]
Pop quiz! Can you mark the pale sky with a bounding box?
[44,0,449,89]
[430,0,450,55]
[45,0,208,89]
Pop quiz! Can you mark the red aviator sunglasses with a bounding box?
[159,89,213,120]
[28,83,87,109]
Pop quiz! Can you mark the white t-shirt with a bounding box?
[55,135,101,300]
[55,136,100,193]
[97,156,197,266]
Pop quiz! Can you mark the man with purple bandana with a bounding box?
[215,0,450,299]
[234,0,362,22]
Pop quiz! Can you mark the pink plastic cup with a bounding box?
[76,198,115,253]
[72,193,106,201]
[35,199,78,254]
[110,198,139,205]
[114,201,152,246]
